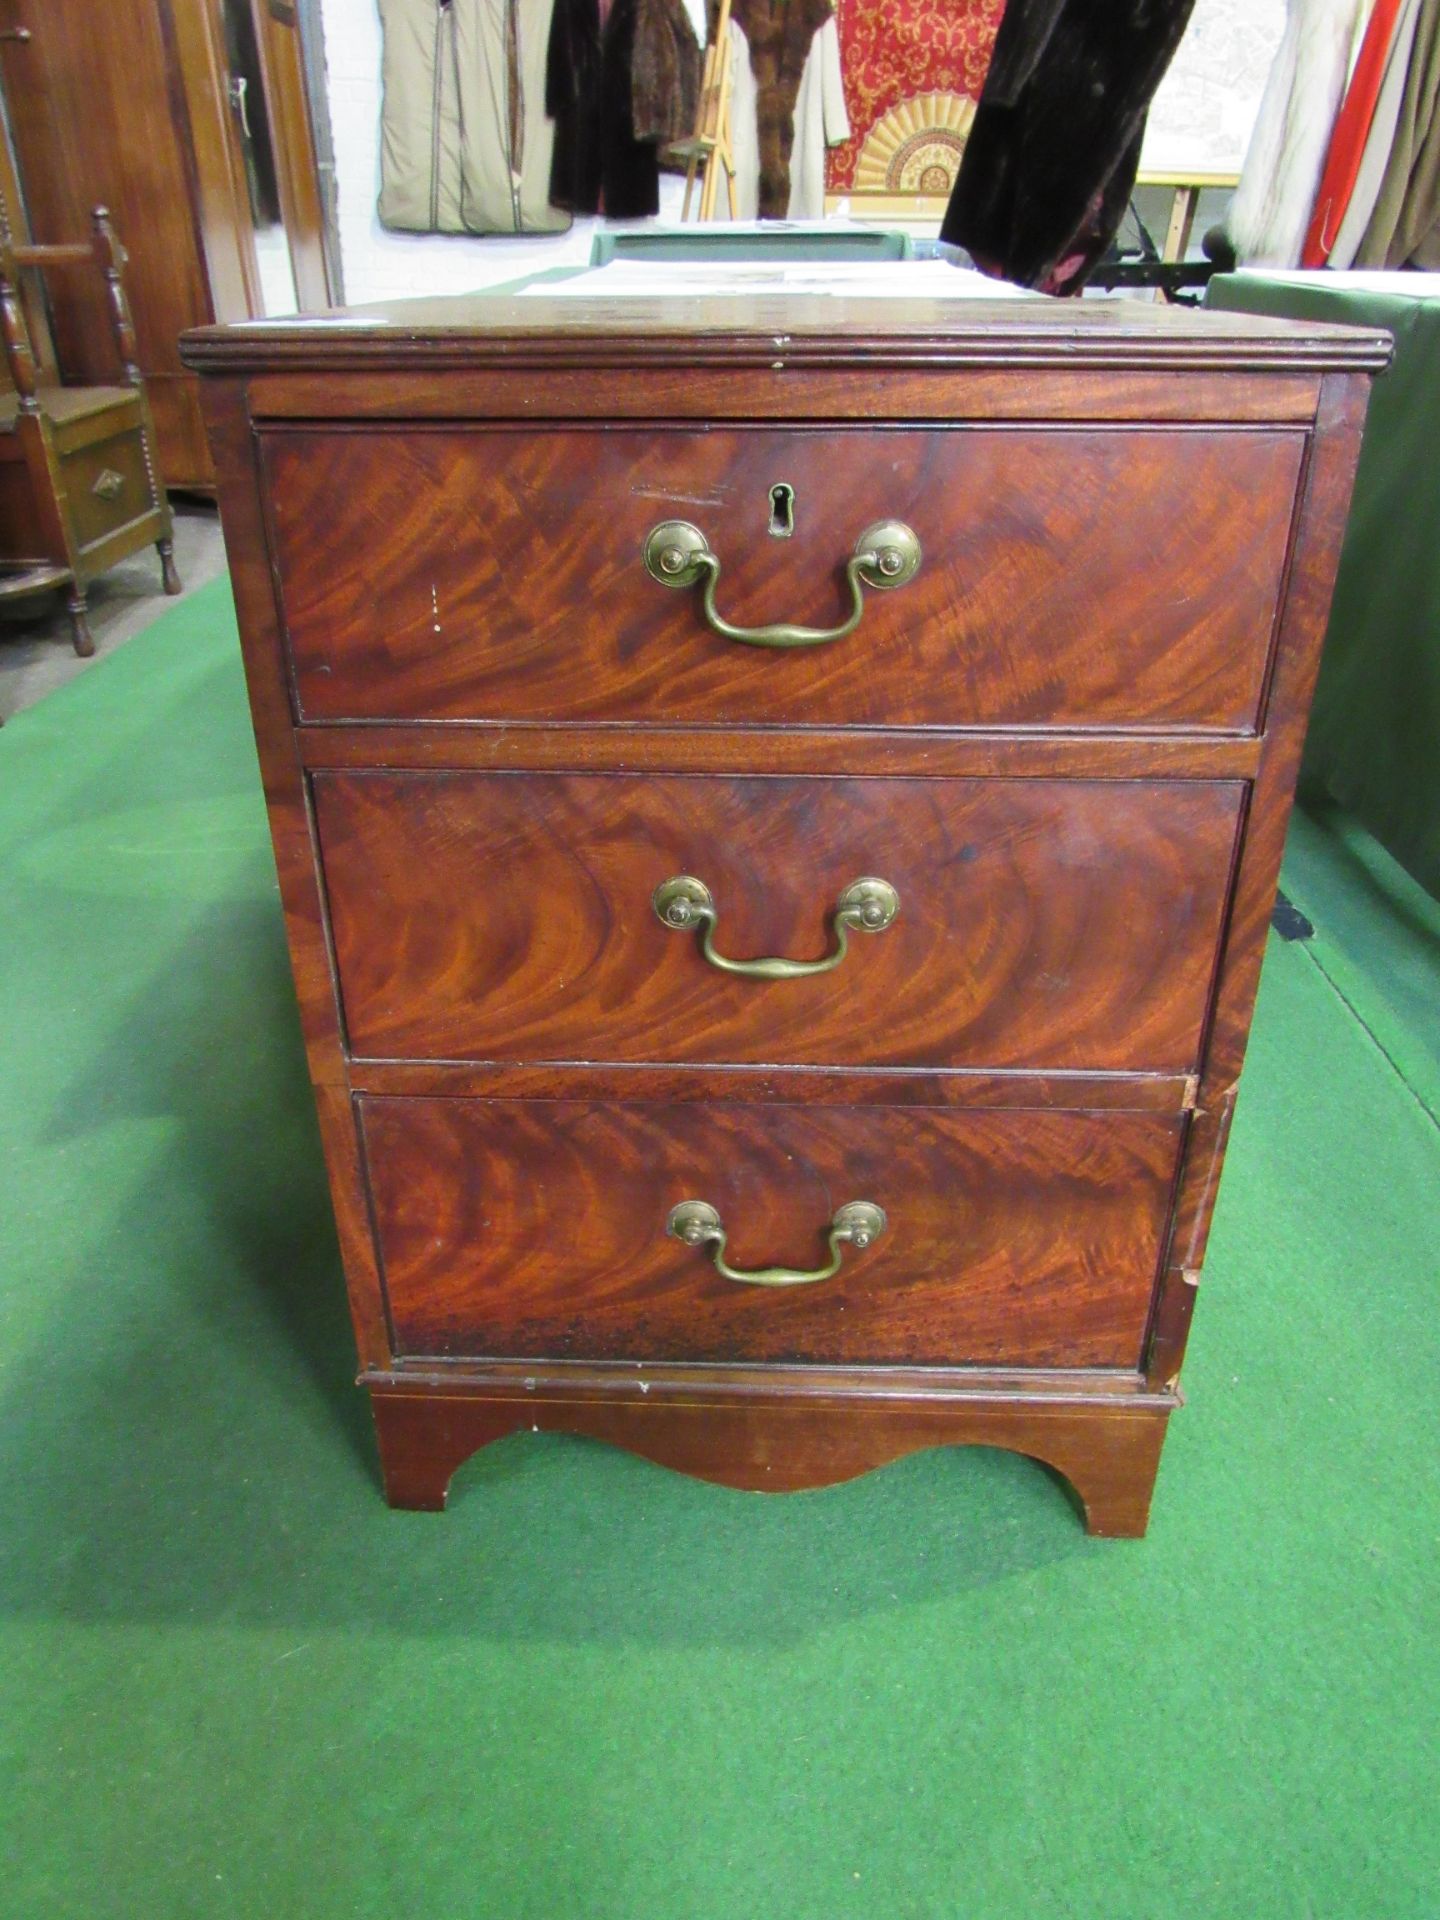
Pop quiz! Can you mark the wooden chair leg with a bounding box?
[66,586,95,657]
[158,537,181,595]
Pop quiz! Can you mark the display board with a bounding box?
[827,0,1002,197]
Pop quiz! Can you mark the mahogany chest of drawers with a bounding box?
[183,292,1384,1535]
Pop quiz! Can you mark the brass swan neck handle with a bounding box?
[643,517,921,649]
[667,1200,887,1288]
[653,874,899,979]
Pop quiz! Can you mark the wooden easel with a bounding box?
[674,0,738,221]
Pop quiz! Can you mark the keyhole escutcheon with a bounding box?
[768,482,795,538]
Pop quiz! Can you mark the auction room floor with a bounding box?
[2,582,1436,1919]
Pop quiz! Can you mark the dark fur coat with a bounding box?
[941,0,1197,294]
[726,0,834,218]
[547,0,660,219]
[632,0,702,144]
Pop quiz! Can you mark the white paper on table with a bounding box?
[518,259,1036,299]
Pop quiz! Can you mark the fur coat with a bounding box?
[547,0,660,218]
[632,0,703,144]
[728,11,849,218]
[940,0,1197,295]
[723,0,835,218]
[1225,0,1370,268]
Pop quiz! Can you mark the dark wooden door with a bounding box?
[0,0,267,487]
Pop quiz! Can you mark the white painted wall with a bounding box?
[316,0,1286,306]
[317,0,692,305]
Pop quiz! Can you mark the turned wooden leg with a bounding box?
[158,538,182,595]
[66,587,95,658]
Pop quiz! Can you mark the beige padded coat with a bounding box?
[378,0,570,235]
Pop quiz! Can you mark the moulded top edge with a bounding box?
[179,292,1393,376]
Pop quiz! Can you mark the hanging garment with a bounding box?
[547,0,662,216]
[1354,0,1440,264]
[723,0,842,219]
[631,0,703,143]
[377,0,466,231]
[546,0,605,208]
[1330,0,1425,264]
[377,0,569,233]
[1224,0,1369,268]
[1303,0,1408,264]
[725,3,852,219]
[939,0,1197,295]
[457,0,572,231]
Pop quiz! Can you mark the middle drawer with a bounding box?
[314,771,1242,1072]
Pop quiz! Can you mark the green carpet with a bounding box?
[2,581,1437,1919]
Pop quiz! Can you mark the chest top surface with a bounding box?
[181,287,1392,378]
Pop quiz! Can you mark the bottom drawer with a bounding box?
[62,424,153,552]
[361,1097,1183,1369]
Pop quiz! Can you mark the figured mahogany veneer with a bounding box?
[265,424,1304,731]
[362,1098,1184,1368]
[182,292,1385,1537]
[366,1382,1174,1535]
[315,771,1243,1071]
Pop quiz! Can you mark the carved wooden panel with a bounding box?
[64,429,152,551]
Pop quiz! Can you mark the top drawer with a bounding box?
[262,425,1305,731]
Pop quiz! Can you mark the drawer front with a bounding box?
[266,425,1303,730]
[62,428,153,552]
[314,771,1242,1072]
[362,1096,1184,1368]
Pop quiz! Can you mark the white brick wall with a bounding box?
[316,0,1284,306]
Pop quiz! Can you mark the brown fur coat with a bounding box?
[632,0,703,144]
[723,0,834,217]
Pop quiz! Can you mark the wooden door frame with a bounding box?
[160,0,265,323]
[250,0,335,310]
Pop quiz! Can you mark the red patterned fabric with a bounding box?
[827,0,1005,192]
